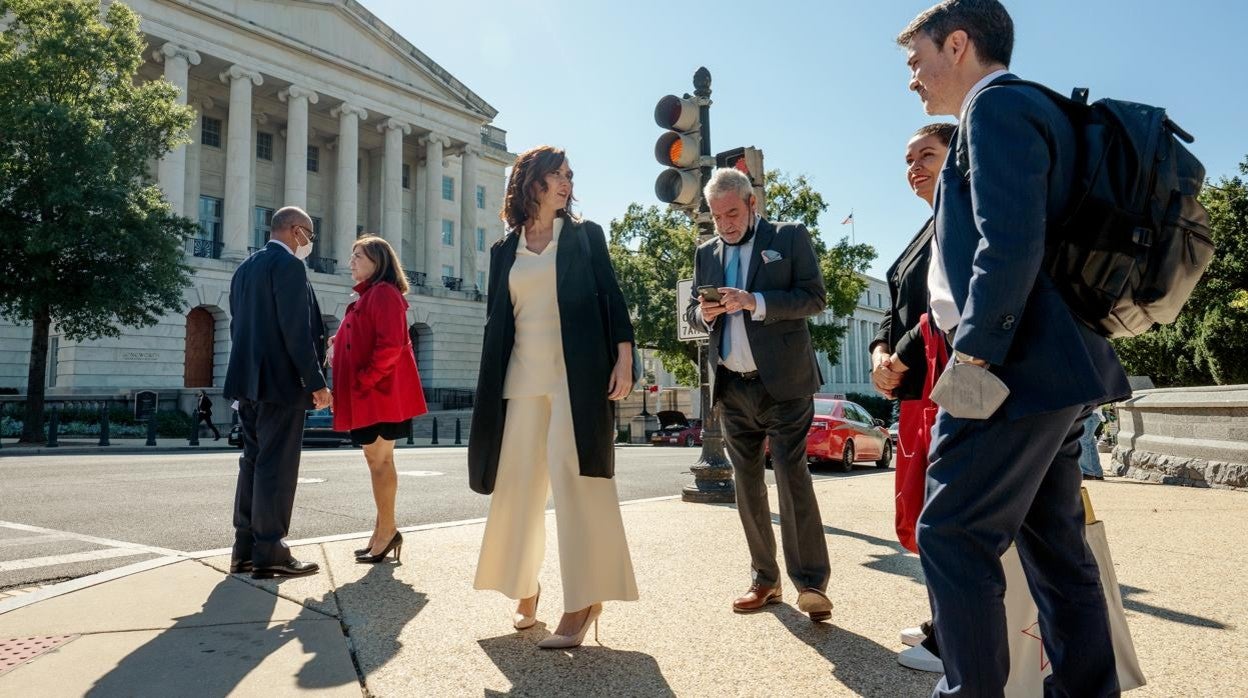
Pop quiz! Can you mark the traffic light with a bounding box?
[716,146,766,209]
[654,94,704,209]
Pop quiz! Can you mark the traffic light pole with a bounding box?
[681,67,734,504]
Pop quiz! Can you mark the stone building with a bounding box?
[0,0,513,408]
[816,274,890,397]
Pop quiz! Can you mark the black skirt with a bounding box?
[350,420,412,446]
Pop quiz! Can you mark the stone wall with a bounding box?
[1113,384,1248,491]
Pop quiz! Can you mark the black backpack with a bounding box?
[970,80,1215,338]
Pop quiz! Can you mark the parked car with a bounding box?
[228,407,352,448]
[649,410,703,447]
[805,395,892,471]
[888,422,899,446]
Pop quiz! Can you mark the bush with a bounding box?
[847,392,895,424]
[1,408,195,439]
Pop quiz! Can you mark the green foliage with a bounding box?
[1112,156,1248,386]
[0,0,195,440]
[608,172,876,384]
[846,391,894,423]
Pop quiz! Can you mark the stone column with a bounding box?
[278,85,318,209]
[459,146,480,289]
[420,134,449,283]
[379,118,411,258]
[154,43,200,216]
[332,102,368,270]
[219,65,262,261]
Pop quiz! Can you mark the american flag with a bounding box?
[841,212,854,225]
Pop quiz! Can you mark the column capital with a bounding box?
[378,118,412,135]
[419,133,451,149]
[461,145,481,159]
[154,42,201,66]
[331,101,369,121]
[218,64,263,87]
[278,85,320,105]
[195,96,216,112]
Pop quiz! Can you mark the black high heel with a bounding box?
[356,532,402,564]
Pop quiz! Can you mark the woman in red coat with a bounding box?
[330,235,427,563]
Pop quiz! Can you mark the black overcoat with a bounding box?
[467,217,634,495]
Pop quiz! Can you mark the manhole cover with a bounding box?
[0,636,79,676]
[399,471,444,477]
[297,477,326,484]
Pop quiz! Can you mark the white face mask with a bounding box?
[293,227,313,260]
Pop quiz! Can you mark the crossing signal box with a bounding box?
[653,94,703,210]
[716,146,766,207]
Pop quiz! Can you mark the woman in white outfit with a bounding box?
[468,145,638,649]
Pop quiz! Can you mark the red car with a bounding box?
[650,410,703,447]
[805,395,892,471]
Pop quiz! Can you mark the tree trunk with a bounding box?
[20,306,51,444]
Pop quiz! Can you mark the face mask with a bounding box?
[294,229,313,260]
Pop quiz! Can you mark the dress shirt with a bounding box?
[269,239,294,256]
[717,216,769,373]
[927,69,1010,332]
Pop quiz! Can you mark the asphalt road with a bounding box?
[0,444,890,591]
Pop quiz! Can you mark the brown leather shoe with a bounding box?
[796,588,833,622]
[733,583,782,613]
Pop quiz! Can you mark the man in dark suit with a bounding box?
[224,205,331,579]
[684,167,832,622]
[898,1,1132,695]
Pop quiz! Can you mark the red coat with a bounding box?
[331,281,428,431]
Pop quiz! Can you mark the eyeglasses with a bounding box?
[292,224,315,241]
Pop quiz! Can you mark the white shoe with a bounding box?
[898,644,944,673]
[900,620,931,647]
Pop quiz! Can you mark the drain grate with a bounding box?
[0,635,79,676]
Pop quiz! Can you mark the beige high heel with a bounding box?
[513,586,540,630]
[537,603,602,649]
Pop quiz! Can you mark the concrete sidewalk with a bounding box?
[0,471,1244,696]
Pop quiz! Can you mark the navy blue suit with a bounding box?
[224,242,327,567]
[919,74,1131,697]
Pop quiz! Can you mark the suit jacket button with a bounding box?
[1002,314,1015,329]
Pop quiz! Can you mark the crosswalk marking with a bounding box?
[0,547,151,573]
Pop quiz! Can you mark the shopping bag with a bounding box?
[1002,491,1146,695]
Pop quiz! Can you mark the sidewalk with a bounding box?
[0,470,1244,696]
[0,437,462,457]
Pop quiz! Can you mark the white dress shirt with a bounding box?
[927,69,1010,332]
[269,238,294,256]
[716,216,769,373]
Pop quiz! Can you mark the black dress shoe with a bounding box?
[228,559,253,574]
[251,559,320,579]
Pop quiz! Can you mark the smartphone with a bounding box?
[697,285,722,302]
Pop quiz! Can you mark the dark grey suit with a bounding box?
[921,75,1131,697]
[224,242,327,567]
[685,218,829,590]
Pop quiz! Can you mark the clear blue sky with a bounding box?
[368,0,1245,279]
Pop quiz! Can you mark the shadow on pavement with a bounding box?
[86,571,351,697]
[1119,585,1229,629]
[764,603,937,697]
[334,562,429,679]
[477,629,675,697]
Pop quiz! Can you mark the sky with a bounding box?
[366,0,1245,279]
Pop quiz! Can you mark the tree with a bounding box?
[1113,155,1248,386]
[607,170,876,384]
[0,0,195,442]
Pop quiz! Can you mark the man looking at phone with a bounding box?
[684,167,832,621]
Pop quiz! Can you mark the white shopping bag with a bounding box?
[1002,501,1146,695]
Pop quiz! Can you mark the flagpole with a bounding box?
[851,210,855,244]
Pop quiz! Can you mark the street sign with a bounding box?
[676,278,709,342]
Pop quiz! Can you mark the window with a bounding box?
[477,271,486,291]
[311,216,323,257]
[876,293,883,308]
[253,206,274,249]
[197,196,222,242]
[441,219,454,245]
[442,175,454,201]
[476,185,486,209]
[402,163,411,189]
[46,337,58,388]
[475,227,486,252]
[256,131,273,161]
[201,117,222,148]
[306,145,319,173]
[441,264,455,279]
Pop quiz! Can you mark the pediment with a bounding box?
[195,0,496,119]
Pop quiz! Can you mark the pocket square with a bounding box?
[761,249,783,263]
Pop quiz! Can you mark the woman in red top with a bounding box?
[330,236,428,563]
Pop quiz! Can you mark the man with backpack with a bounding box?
[897,1,1133,695]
